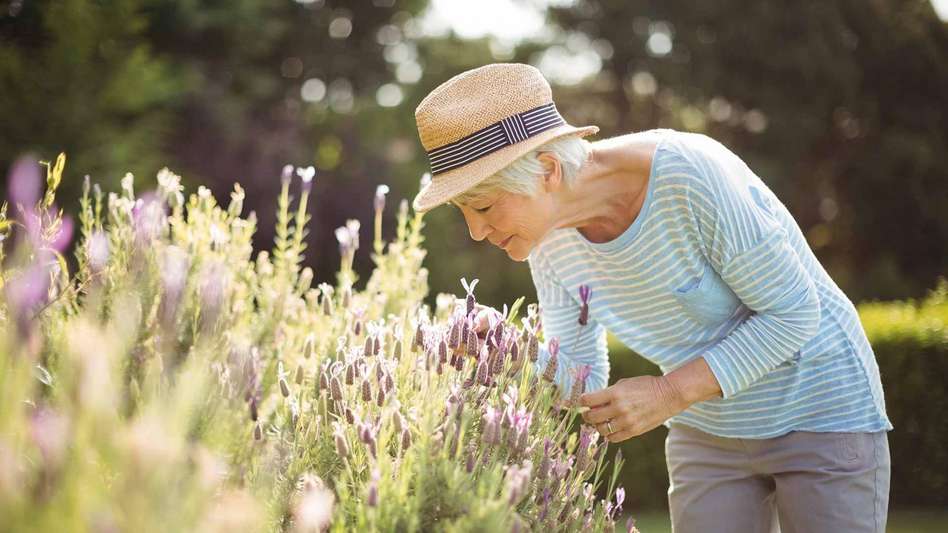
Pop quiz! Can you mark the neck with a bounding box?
[552,139,654,242]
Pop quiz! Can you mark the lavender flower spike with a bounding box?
[281,164,294,186]
[374,184,390,213]
[542,337,560,383]
[578,284,592,326]
[297,165,316,193]
[460,277,479,316]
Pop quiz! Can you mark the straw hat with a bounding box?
[412,63,599,213]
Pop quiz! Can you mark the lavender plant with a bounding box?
[0,156,631,532]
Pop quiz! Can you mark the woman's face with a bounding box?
[456,189,554,262]
[454,152,566,261]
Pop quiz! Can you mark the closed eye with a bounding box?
[475,204,491,213]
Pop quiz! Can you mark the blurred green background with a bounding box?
[2,0,946,524]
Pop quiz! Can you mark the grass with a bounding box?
[625,509,948,532]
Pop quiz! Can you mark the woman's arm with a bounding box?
[528,248,610,396]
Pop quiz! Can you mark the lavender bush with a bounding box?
[0,155,633,532]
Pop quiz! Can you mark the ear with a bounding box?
[537,152,563,193]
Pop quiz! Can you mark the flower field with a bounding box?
[0,156,630,532]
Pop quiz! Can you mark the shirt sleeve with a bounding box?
[675,136,822,399]
[527,248,609,396]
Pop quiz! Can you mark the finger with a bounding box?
[582,402,621,425]
[606,426,638,443]
[580,387,613,408]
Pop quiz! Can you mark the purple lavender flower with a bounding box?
[576,424,598,472]
[460,277,479,317]
[542,337,560,383]
[465,447,476,473]
[48,212,73,253]
[302,336,315,359]
[7,155,41,210]
[481,405,500,446]
[198,260,229,331]
[361,379,372,402]
[366,470,380,507]
[438,338,448,365]
[569,364,593,407]
[449,320,461,349]
[476,358,490,386]
[334,429,349,459]
[132,192,167,246]
[376,385,386,406]
[158,245,190,328]
[86,230,109,275]
[504,460,533,505]
[578,284,592,326]
[4,261,52,336]
[330,376,343,401]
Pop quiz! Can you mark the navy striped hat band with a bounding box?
[425,102,566,175]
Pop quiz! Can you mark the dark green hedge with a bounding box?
[605,279,948,510]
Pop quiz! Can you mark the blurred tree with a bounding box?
[0,0,184,203]
[545,0,948,301]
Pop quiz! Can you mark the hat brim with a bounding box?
[412,123,600,213]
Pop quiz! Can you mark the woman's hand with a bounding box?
[579,375,689,443]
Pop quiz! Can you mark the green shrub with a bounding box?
[860,279,948,507]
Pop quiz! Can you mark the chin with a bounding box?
[505,241,531,262]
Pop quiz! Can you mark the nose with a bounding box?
[462,209,491,242]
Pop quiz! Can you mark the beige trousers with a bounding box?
[665,422,891,533]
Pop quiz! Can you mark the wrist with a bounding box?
[658,374,690,415]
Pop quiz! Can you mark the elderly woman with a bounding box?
[411,63,893,533]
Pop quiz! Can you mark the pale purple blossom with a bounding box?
[374,184,389,213]
[296,166,316,193]
[281,165,294,186]
[7,155,41,210]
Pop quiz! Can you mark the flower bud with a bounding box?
[476,359,489,386]
[330,376,343,401]
[334,431,349,459]
[341,286,352,308]
[542,353,558,383]
[280,377,291,398]
[363,335,373,357]
[376,386,386,406]
[449,321,461,349]
[361,379,372,402]
[393,337,403,359]
[438,339,448,365]
[412,322,424,351]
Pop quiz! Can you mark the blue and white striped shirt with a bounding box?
[528,129,893,439]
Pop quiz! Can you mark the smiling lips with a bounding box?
[499,235,513,249]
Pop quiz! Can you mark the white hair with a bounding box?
[452,134,593,205]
